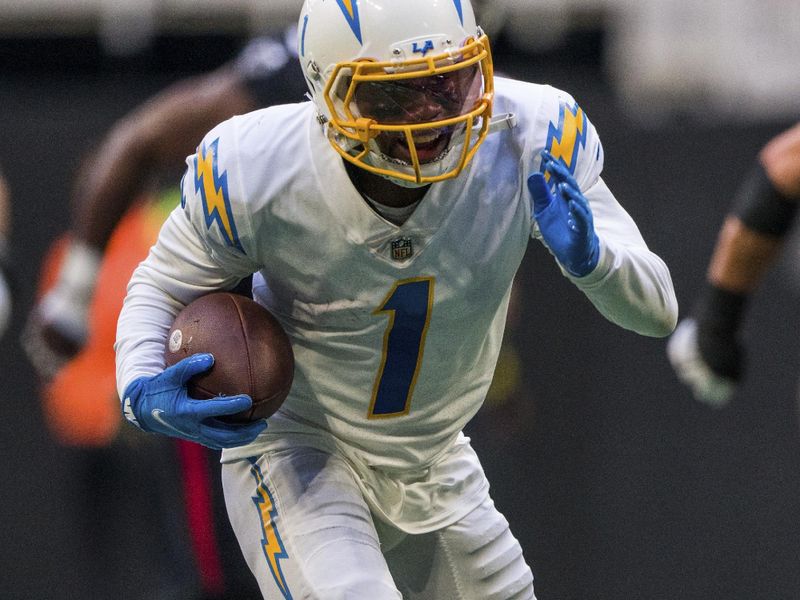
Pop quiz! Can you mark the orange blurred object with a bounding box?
[38,201,162,447]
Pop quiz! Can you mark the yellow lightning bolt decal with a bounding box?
[335,0,363,44]
[250,460,292,599]
[339,0,355,17]
[544,101,588,180]
[193,138,244,252]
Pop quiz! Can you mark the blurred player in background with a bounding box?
[0,168,11,338]
[22,27,307,600]
[667,122,800,407]
[116,0,677,597]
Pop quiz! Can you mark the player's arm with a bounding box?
[73,67,258,250]
[526,95,677,338]
[116,133,264,448]
[116,213,265,449]
[708,123,800,292]
[23,65,260,377]
[530,161,677,338]
[667,122,800,406]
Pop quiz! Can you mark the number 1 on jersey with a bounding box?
[368,277,434,418]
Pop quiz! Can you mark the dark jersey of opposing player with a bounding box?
[233,26,309,109]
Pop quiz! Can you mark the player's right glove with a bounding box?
[666,283,746,407]
[122,353,267,449]
[22,239,101,379]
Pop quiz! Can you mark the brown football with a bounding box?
[164,292,294,423]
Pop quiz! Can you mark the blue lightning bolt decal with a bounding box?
[194,138,244,253]
[452,0,464,24]
[249,459,292,599]
[335,0,362,44]
[542,100,588,180]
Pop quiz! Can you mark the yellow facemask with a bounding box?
[322,34,494,186]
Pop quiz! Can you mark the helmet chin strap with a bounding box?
[486,112,518,134]
[378,173,430,189]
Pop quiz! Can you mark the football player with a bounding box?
[116,1,678,598]
[668,122,800,406]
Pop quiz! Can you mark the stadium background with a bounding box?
[1,1,799,598]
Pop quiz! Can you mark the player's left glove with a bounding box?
[667,318,738,407]
[122,353,267,449]
[666,283,746,407]
[527,150,600,277]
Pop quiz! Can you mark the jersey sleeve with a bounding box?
[115,121,262,397]
[531,87,604,192]
[571,178,678,337]
[530,88,677,337]
[178,126,262,273]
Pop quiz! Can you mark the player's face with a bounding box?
[353,65,482,164]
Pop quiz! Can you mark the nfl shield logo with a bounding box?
[390,237,413,261]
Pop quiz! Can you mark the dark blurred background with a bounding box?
[1,1,799,599]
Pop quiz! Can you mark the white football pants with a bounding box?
[222,446,535,599]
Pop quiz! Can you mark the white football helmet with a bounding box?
[298,0,495,187]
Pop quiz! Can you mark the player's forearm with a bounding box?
[571,239,677,337]
[72,70,255,250]
[707,138,800,294]
[71,129,156,249]
[565,179,678,337]
[115,258,223,400]
[115,276,180,399]
[707,216,783,293]
[115,208,254,397]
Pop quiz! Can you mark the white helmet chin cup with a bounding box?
[298,0,494,186]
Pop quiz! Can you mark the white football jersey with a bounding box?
[116,77,676,522]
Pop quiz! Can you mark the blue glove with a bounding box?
[121,353,267,449]
[527,150,600,277]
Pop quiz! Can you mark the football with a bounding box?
[164,292,294,423]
